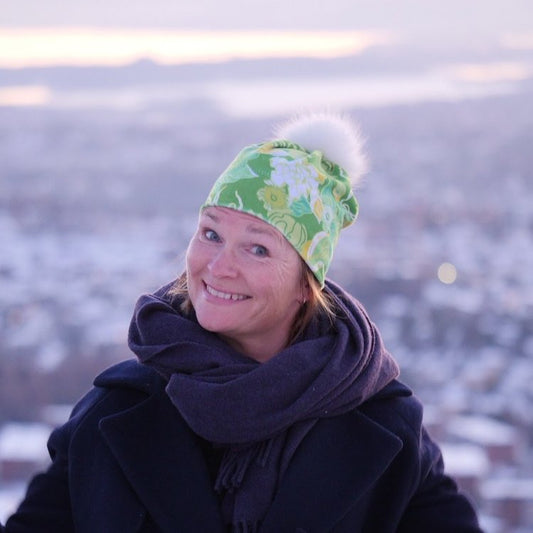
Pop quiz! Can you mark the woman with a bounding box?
[2,114,482,532]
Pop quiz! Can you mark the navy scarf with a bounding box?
[128,280,399,531]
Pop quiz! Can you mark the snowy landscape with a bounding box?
[1,34,533,531]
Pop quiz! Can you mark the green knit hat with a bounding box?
[202,114,366,286]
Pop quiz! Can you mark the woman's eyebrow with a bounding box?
[245,224,282,242]
[201,211,220,223]
[202,209,281,242]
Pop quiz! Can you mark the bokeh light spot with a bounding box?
[438,262,457,284]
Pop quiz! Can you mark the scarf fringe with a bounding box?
[231,519,260,533]
[215,440,274,493]
[257,437,274,467]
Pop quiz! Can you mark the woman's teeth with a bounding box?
[206,284,248,301]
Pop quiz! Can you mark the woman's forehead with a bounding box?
[201,207,284,241]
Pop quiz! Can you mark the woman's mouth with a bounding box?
[204,283,250,301]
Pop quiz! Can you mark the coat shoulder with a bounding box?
[358,379,425,439]
[93,358,166,392]
[63,359,167,431]
[4,360,170,532]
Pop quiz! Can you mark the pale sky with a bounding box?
[3,0,533,38]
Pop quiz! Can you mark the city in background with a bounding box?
[1,1,533,531]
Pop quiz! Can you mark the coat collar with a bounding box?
[262,411,403,532]
[99,388,225,532]
[99,388,402,532]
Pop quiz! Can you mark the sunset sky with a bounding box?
[0,29,391,68]
[1,0,532,112]
[1,0,532,68]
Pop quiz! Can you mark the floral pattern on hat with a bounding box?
[202,140,358,286]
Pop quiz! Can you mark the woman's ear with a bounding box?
[300,280,310,304]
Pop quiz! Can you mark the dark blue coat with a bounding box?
[2,360,482,532]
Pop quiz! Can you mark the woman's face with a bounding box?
[186,206,307,362]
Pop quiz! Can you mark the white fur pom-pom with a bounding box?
[272,112,368,186]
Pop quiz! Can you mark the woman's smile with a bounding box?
[204,282,250,302]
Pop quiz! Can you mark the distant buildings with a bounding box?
[0,422,50,483]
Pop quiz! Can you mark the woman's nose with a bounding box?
[208,246,237,277]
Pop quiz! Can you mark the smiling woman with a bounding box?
[0,28,389,68]
[1,112,482,533]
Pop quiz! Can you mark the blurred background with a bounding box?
[1,1,532,530]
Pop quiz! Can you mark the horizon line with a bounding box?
[0,27,392,69]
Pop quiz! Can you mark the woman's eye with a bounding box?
[204,229,220,242]
[251,245,268,257]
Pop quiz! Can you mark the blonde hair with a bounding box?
[288,266,336,344]
[168,260,336,347]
